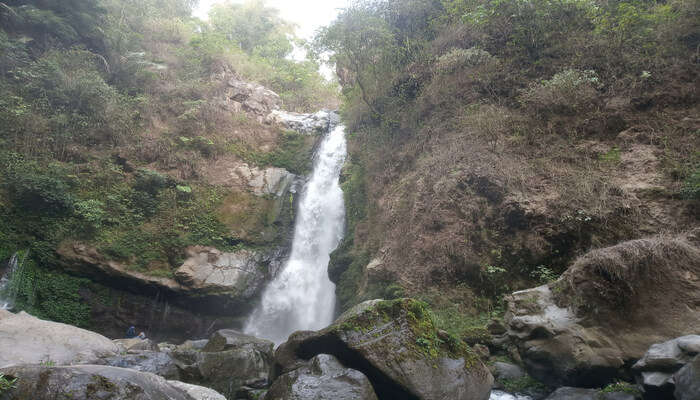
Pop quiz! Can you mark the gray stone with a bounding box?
[100,350,180,380]
[114,338,160,352]
[178,339,209,351]
[168,380,227,400]
[227,79,281,115]
[266,110,339,134]
[632,335,700,371]
[175,247,266,298]
[172,330,274,399]
[280,299,493,400]
[673,355,700,400]
[203,329,274,354]
[0,310,118,368]
[264,354,378,400]
[492,361,526,382]
[639,371,673,388]
[0,364,218,400]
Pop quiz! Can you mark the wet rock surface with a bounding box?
[264,354,378,400]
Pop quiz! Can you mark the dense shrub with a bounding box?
[434,47,494,74]
[6,170,75,214]
[520,69,602,115]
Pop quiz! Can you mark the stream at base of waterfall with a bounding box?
[244,125,347,345]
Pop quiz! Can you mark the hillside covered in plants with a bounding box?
[0,0,338,337]
[320,0,698,319]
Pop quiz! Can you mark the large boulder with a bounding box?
[0,310,118,367]
[171,330,274,399]
[263,354,378,400]
[0,364,223,400]
[505,232,700,387]
[278,298,494,400]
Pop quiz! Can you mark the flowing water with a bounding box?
[0,252,22,310]
[244,124,347,344]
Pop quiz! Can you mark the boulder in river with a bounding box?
[505,232,700,387]
[264,354,378,400]
[275,298,494,400]
[0,309,118,368]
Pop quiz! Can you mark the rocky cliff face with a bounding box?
[0,71,340,341]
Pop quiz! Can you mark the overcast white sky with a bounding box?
[194,0,349,40]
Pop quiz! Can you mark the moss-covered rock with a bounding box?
[278,298,494,400]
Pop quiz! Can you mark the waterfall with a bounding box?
[244,124,347,344]
[0,252,23,310]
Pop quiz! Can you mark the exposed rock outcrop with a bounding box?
[505,232,700,387]
[264,354,378,400]
[0,310,118,368]
[175,247,266,298]
[226,78,282,116]
[0,364,223,400]
[274,298,494,400]
[171,329,274,399]
[266,109,340,134]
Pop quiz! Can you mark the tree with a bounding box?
[208,0,293,59]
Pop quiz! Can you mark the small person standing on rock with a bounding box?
[126,326,136,338]
[138,331,146,340]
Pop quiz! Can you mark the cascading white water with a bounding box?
[244,125,347,344]
[0,252,21,310]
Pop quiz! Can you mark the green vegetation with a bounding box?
[0,0,338,324]
[229,130,316,175]
[600,381,642,397]
[501,375,547,393]
[3,255,93,328]
[338,298,479,365]
[0,374,18,393]
[315,0,698,311]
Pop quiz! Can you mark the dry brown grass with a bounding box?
[559,230,700,312]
